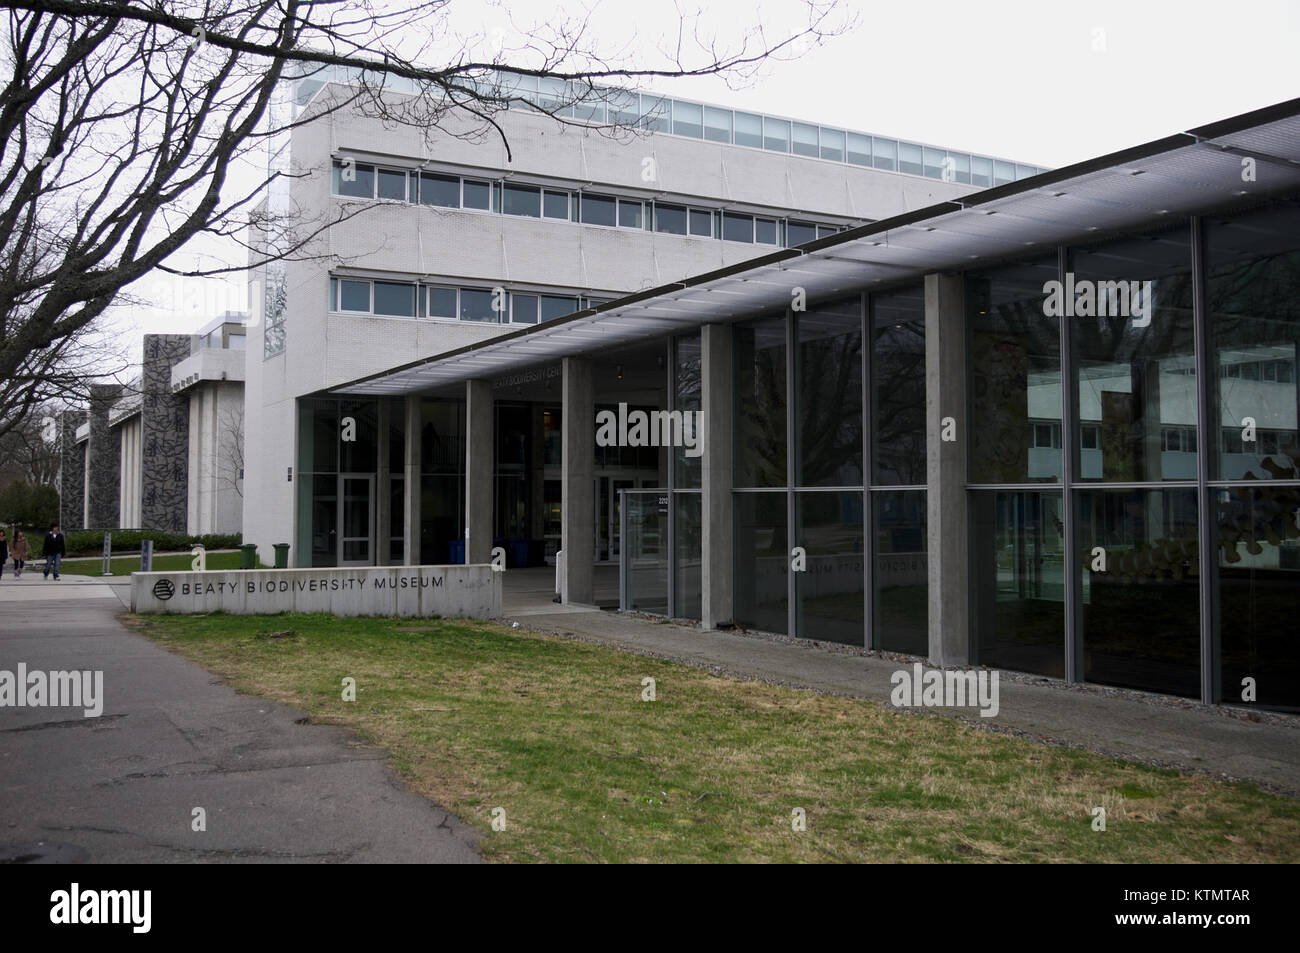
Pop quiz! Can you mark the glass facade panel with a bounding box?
[722,212,753,243]
[967,257,1063,483]
[796,297,862,487]
[1205,200,1300,481]
[503,184,541,217]
[429,287,456,318]
[333,160,373,198]
[755,218,778,245]
[994,160,1015,186]
[871,284,926,485]
[733,491,788,634]
[847,132,871,166]
[540,295,578,322]
[376,168,407,201]
[971,156,992,187]
[923,147,946,179]
[1071,223,1195,482]
[511,293,538,324]
[459,288,497,323]
[787,221,817,246]
[703,106,732,143]
[1078,488,1200,698]
[542,190,568,218]
[898,142,922,176]
[625,491,668,613]
[674,493,702,619]
[971,490,1066,678]
[462,179,490,210]
[618,199,643,228]
[672,100,703,138]
[1215,486,1300,711]
[872,138,897,172]
[655,203,688,235]
[734,316,787,487]
[820,128,845,163]
[373,281,415,317]
[688,208,712,237]
[794,491,864,645]
[339,279,370,312]
[674,334,702,488]
[874,490,927,655]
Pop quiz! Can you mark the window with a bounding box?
[847,132,871,166]
[950,153,972,184]
[373,282,416,317]
[618,199,643,228]
[734,111,762,148]
[755,218,778,245]
[607,89,639,125]
[541,295,579,322]
[462,179,491,210]
[332,160,374,198]
[581,192,616,226]
[923,148,946,179]
[898,142,922,176]
[722,212,753,243]
[460,288,498,323]
[971,156,993,187]
[1081,423,1100,450]
[655,203,688,235]
[672,100,703,138]
[787,221,817,246]
[428,287,457,318]
[816,225,838,240]
[704,106,732,143]
[376,168,408,201]
[640,95,669,132]
[994,160,1015,186]
[792,122,819,157]
[502,183,541,217]
[419,172,459,207]
[820,128,845,162]
[543,190,568,219]
[511,293,539,324]
[763,117,789,153]
[689,208,713,237]
[1033,423,1060,449]
[873,138,897,172]
[339,280,370,312]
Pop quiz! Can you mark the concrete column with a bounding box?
[925,272,969,667]
[375,399,391,566]
[86,383,123,529]
[701,323,734,629]
[58,411,88,531]
[561,357,594,604]
[403,395,422,565]
[465,379,494,564]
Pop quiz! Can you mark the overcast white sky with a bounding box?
[108,0,1300,364]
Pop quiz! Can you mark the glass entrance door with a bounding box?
[340,474,374,565]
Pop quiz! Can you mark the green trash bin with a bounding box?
[272,543,290,569]
[239,543,257,569]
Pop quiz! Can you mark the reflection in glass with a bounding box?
[795,298,862,487]
[1205,200,1300,481]
[793,491,864,645]
[733,491,788,633]
[1215,486,1300,711]
[1078,488,1200,697]
[734,316,787,487]
[674,334,701,489]
[971,490,1065,677]
[674,493,702,619]
[872,285,926,485]
[1071,224,1195,482]
[967,257,1062,484]
[873,490,927,655]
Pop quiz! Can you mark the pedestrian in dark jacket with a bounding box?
[42,524,65,580]
[10,531,29,578]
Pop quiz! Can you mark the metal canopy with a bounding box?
[332,98,1300,397]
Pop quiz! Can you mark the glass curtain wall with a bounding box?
[296,398,379,567]
[673,333,702,618]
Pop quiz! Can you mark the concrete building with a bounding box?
[248,76,1299,712]
[60,314,247,535]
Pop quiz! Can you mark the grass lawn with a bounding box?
[130,612,1300,864]
[60,551,251,576]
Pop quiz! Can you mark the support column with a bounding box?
[701,323,734,629]
[465,379,494,564]
[925,272,969,667]
[402,395,421,565]
[86,383,123,529]
[375,399,391,566]
[561,357,594,604]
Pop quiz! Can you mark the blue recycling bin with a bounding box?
[448,540,465,564]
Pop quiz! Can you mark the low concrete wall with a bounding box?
[130,564,501,618]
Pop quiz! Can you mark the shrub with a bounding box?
[22,530,242,558]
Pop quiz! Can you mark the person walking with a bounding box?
[42,523,65,580]
[10,530,29,578]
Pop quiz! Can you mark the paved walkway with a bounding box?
[0,574,480,863]
[502,603,1300,796]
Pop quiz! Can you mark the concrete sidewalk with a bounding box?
[0,574,481,863]
[504,605,1300,797]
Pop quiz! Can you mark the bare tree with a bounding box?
[217,402,243,499]
[0,0,850,438]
